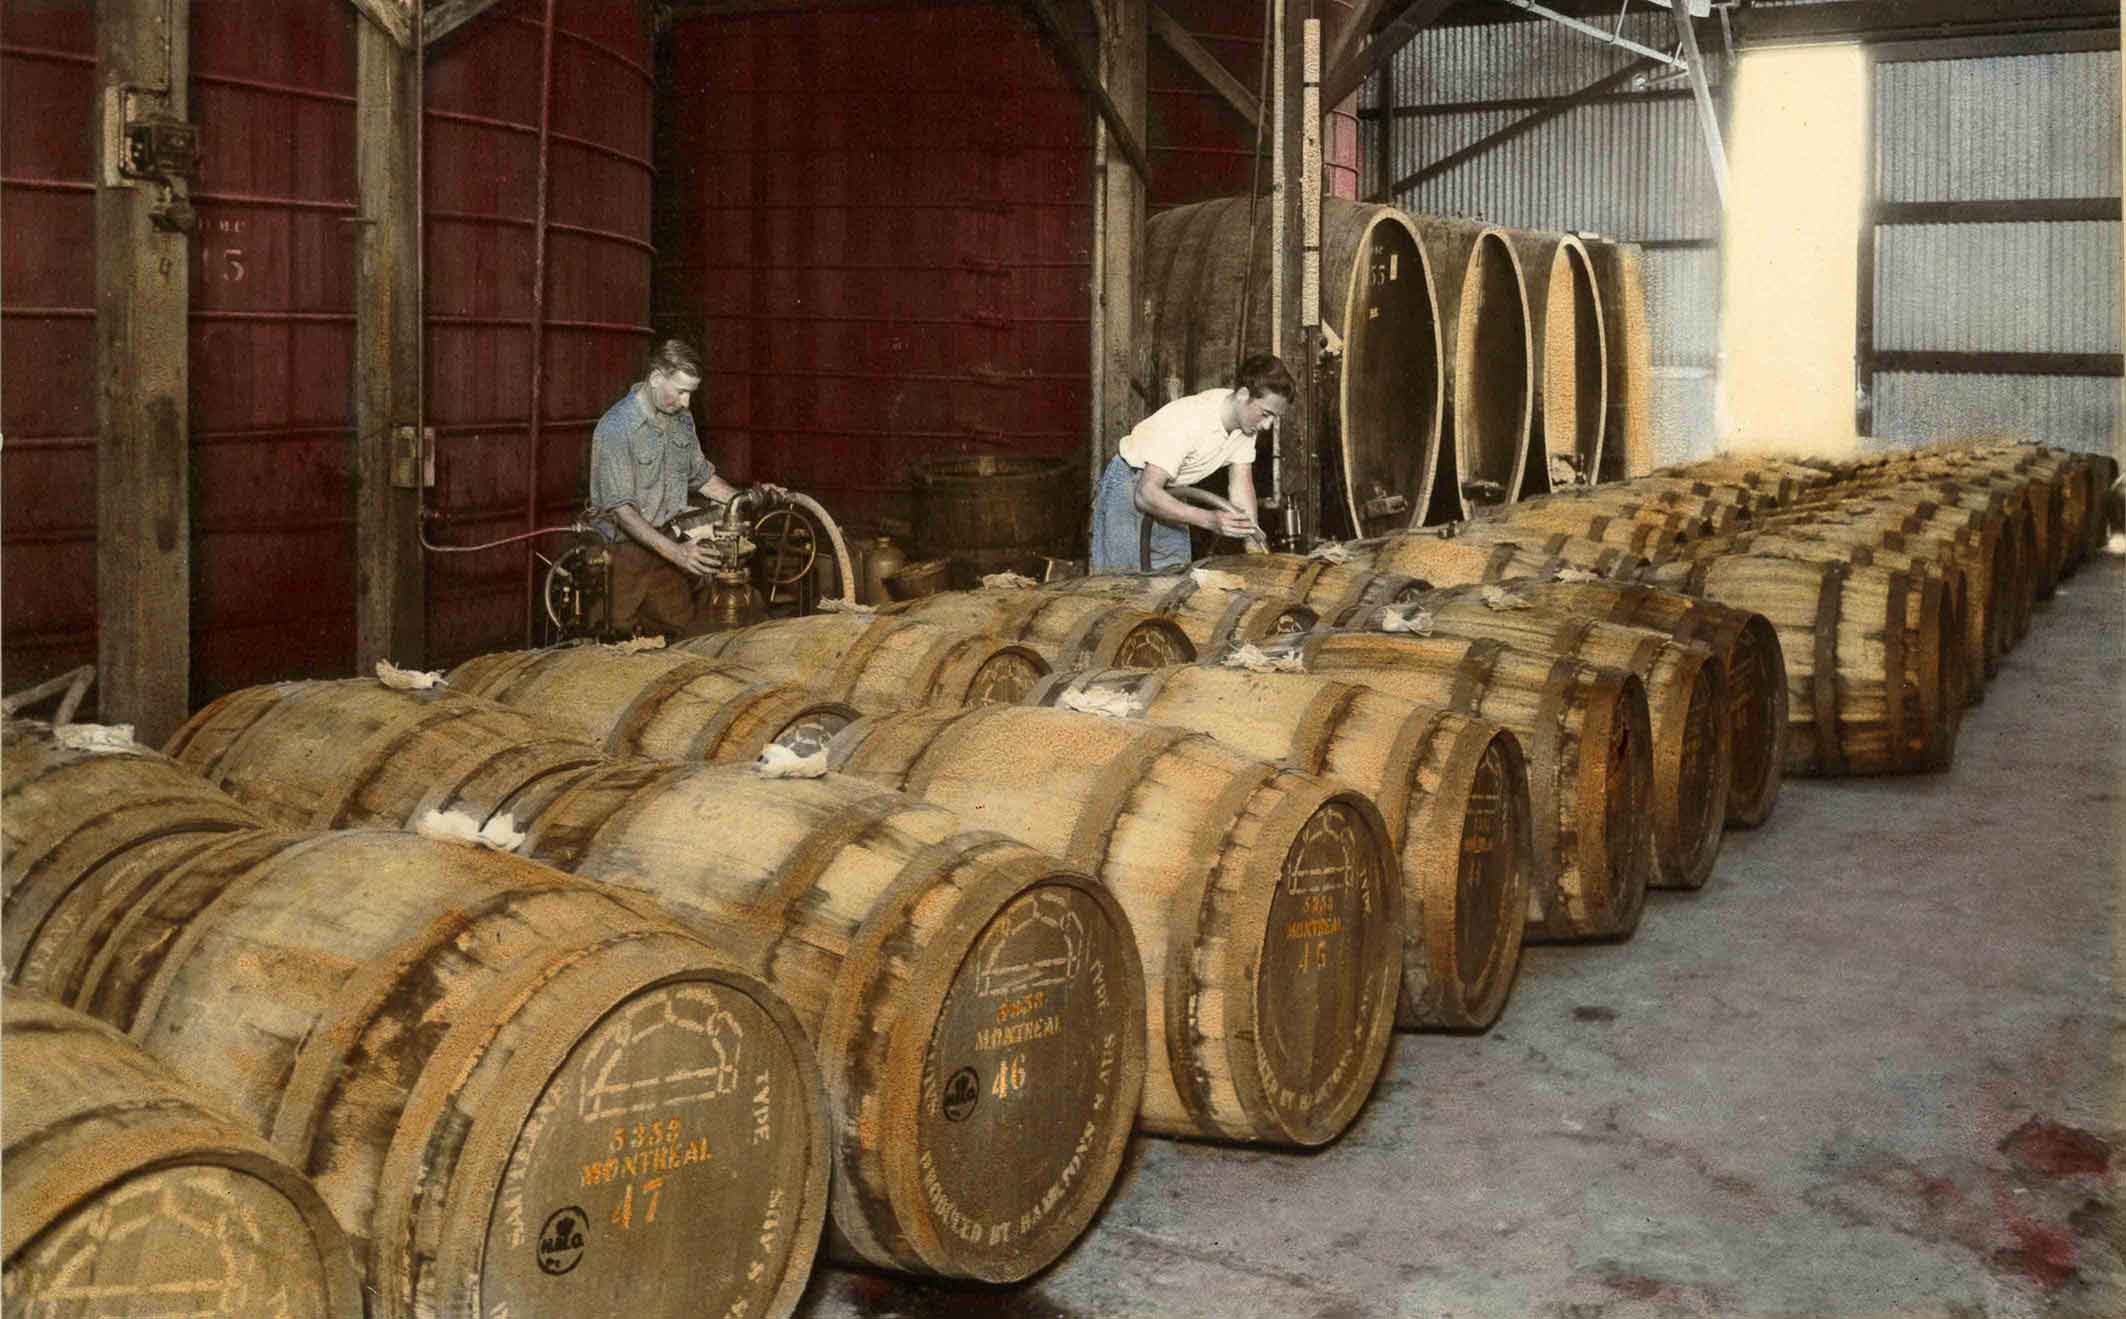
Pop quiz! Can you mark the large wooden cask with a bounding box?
[828,705,1404,1146]
[3,991,364,1319]
[161,683,1148,1282]
[1643,555,1957,776]
[1343,586,1730,893]
[8,818,830,1319]
[879,590,1197,674]
[1239,632,1652,942]
[3,722,265,993]
[1500,579,1789,829]
[1034,572,1318,652]
[1029,665,1532,1031]
[446,646,862,760]
[679,615,1050,710]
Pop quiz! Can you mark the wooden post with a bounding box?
[354,12,427,670]
[1091,0,1147,489]
[1276,0,1317,547]
[95,0,193,743]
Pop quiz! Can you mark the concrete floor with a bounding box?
[797,556,2125,1319]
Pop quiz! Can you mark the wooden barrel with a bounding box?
[1674,525,1991,705]
[911,454,1081,589]
[1527,484,1742,536]
[1599,476,1781,520]
[1658,456,1832,503]
[1483,499,1689,556]
[1349,586,1729,892]
[1755,498,2013,670]
[1501,579,1789,829]
[10,820,830,1319]
[1245,631,1652,941]
[4,991,364,1319]
[1189,553,1429,620]
[446,647,862,761]
[158,685,1147,1281]
[1035,573,1317,652]
[1365,527,1643,587]
[680,614,1050,711]
[879,590,1197,674]
[1841,465,2060,602]
[1029,665,1532,1031]
[1644,554,1956,776]
[3,721,266,993]
[829,705,1404,1147]
[499,763,1147,1282]
[1407,214,1534,517]
[166,680,611,829]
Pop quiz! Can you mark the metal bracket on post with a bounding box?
[1668,2,1731,209]
[391,426,436,489]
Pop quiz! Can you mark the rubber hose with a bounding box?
[787,491,859,607]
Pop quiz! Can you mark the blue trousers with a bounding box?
[1090,455,1191,573]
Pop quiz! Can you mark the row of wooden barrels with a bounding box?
[5,440,2107,1316]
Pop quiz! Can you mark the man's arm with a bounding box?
[1226,462,1259,526]
[613,502,717,576]
[1132,463,1258,539]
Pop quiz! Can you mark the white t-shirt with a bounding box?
[1118,389,1255,487]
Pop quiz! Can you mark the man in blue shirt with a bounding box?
[586,338,770,637]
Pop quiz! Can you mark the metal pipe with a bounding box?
[720,487,766,535]
[524,0,556,646]
[1492,0,1686,69]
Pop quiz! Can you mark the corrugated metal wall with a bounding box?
[1869,48,2122,455]
[1362,12,1725,466]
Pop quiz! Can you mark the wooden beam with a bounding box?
[1322,0,1456,112]
[1023,0,1152,180]
[1091,0,1148,486]
[1149,3,1259,128]
[95,0,192,743]
[1320,0,1392,91]
[1372,56,1652,200]
[1737,0,2115,45]
[355,15,428,670]
[423,0,510,47]
[1275,0,1318,547]
[347,0,415,49]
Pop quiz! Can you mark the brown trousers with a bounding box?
[607,541,714,639]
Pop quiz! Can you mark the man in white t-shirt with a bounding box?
[1089,353,1294,572]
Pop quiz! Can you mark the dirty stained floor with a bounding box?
[797,556,2125,1319]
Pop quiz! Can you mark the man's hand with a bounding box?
[1210,508,1258,540]
[668,540,719,576]
[754,482,788,501]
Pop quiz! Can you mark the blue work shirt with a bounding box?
[586,384,716,542]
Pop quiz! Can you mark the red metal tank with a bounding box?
[3,0,363,707]
[663,5,1091,535]
[2,3,100,698]
[424,0,655,662]
[186,0,362,698]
